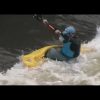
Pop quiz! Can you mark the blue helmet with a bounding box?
[62,26,76,36]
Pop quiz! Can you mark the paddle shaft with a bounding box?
[33,14,62,34]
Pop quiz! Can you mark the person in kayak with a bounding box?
[43,19,81,61]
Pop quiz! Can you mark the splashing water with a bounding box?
[0,27,100,85]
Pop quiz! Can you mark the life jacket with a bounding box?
[61,42,74,59]
[60,34,81,59]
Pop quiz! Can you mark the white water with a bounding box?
[0,27,100,85]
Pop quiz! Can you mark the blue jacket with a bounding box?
[61,42,74,59]
[60,35,81,59]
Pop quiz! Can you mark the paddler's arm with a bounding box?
[42,18,65,43]
[54,29,66,43]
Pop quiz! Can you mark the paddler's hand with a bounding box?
[43,19,48,24]
[55,29,61,35]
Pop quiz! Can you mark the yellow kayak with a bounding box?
[21,45,95,68]
[21,45,61,68]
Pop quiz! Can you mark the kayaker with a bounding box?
[43,19,81,61]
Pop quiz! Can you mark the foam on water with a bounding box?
[0,27,100,85]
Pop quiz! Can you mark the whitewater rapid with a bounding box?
[0,27,100,85]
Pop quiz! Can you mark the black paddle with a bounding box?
[33,14,62,34]
[33,14,70,43]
